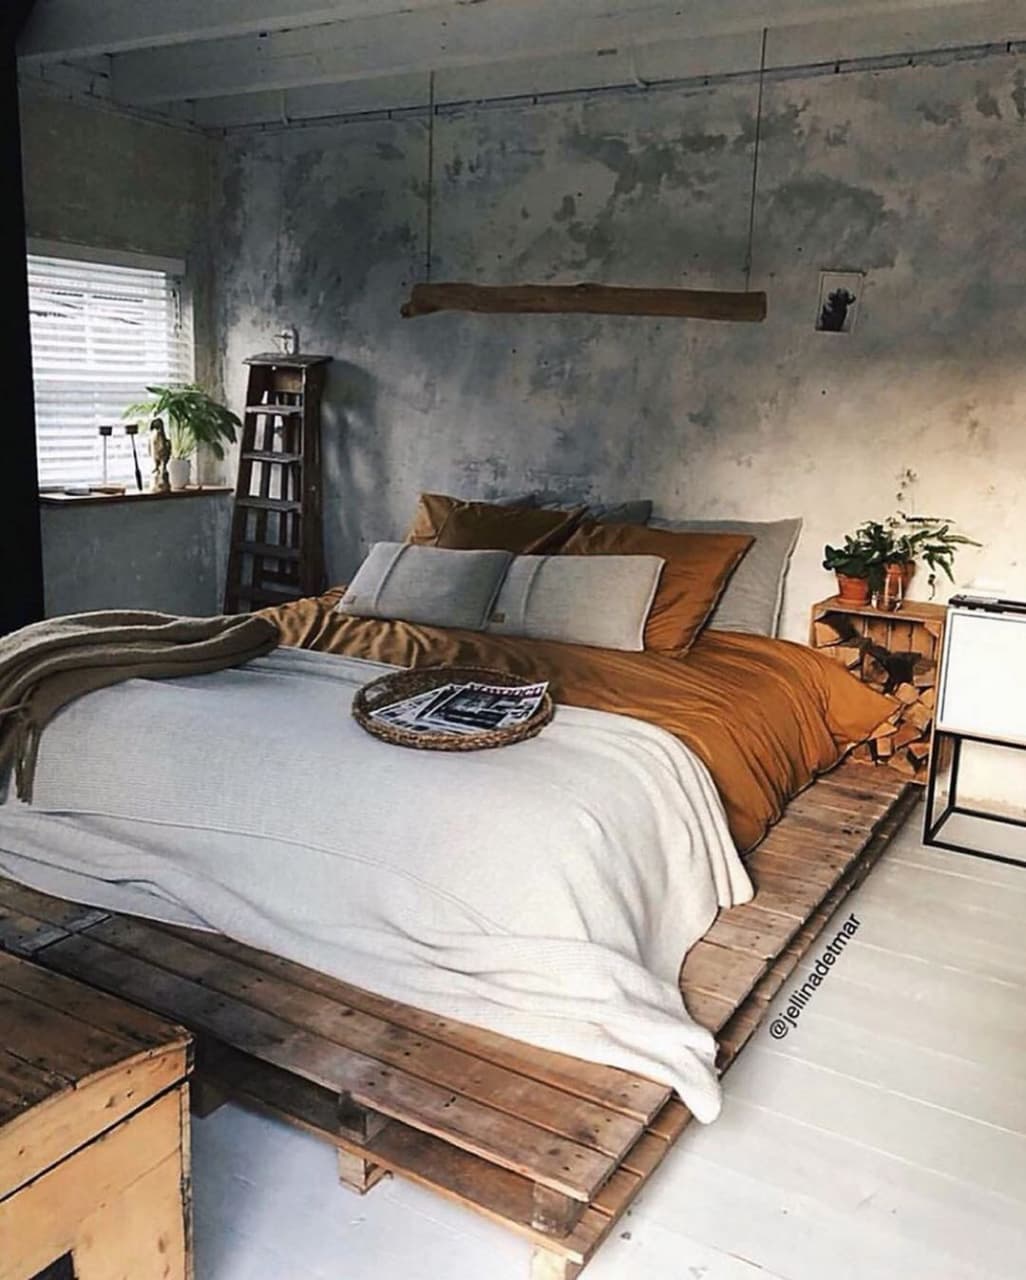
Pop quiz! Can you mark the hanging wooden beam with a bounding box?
[400,282,767,323]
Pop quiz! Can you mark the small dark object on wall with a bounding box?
[819,288,856,331]
[815,271,863,333]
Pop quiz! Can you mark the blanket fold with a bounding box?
[0,610,278,801]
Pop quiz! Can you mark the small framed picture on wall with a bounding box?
[815,271,864,333]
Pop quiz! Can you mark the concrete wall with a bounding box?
[215,51,1026,642]
[20,89,227,615]
[40,496,232,617]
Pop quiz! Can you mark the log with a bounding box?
[888,751,917,777]
[813,618,855,647]
[893,722,922,749]
[820,644,862,669]
[893,682,919,706]
[400,282,768,323]
[904,702,933,732]
[912,658,937,688]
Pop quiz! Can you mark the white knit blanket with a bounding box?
[0,646,752,1121]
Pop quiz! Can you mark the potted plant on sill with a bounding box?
[823,515,978,609]
[125,385,240,491]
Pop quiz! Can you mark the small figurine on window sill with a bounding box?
[149,417,171,493]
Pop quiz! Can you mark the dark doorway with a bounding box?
[2,2,45,635]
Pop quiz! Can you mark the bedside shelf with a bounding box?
[809,595,946,784]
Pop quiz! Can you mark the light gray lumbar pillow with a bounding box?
[648,517,802,636]
[337,543,512,630]
[488,554,664,650]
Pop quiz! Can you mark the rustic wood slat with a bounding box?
[0,986,143,1082]
[153,924,668,1123]
[0,950,175,1051]
[35,931,612,1202]
[0,1089,185,1280]
[0,879,108,932]
[678,942,768,1004]
[80,915,645,1162]
[0,1049,65,1124]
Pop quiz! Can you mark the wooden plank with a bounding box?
[80,915,645,1161]
[0,985,144,1083]
[401,282,767,323]
[0,1049,64,1126]
[0,950,180,1051]
[0,1089,184,1279]
[198,1041,596,1261]
[337,1147,389,1194]
[0,880,107,957]
[154,923,667,1122]
[679,942,767,1004]
[0,1046,188,1198]
[36,931,613,1202]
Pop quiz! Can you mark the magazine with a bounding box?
[370,680,549,736]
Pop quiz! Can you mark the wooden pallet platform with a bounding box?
[0,760,916,1279]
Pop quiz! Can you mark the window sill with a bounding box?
[38,486,233,507]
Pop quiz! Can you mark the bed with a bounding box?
[0,504,912,1278]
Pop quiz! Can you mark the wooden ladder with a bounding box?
[223,352,332,614]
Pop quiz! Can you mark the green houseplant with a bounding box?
[824,515,978,607]
[125,384,240,490]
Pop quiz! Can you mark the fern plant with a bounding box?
[124,385,240,460]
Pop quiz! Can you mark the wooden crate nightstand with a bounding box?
[809,595,946,783]
[0,952,193,1280]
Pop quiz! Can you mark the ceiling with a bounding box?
[17,0,1026,129]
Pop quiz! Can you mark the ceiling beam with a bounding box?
[17,0,456,63]
[107,0,1001,105]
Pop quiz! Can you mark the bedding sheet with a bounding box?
[0,647,751,1121]
[262,589,895,852]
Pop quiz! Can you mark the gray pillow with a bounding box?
[488,554,664,651]
[648,517,802,636]
[337,543,512,630]
[532,493,653,525]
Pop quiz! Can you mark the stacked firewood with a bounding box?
[812,617,938,782]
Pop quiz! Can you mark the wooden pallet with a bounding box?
[0,761,915,1279]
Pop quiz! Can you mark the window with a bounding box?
[27,247,194,488]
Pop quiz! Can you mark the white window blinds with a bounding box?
[27,252,194,487]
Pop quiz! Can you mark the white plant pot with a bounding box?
[168,458,192,491]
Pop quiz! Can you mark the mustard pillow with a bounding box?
[405,492,585,553]
[560,521,753,657]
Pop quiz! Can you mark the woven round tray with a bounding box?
[352,665,554,751]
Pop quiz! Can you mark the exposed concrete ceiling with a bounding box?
[17,0,1026,128]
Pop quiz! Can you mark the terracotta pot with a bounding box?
[168,457,192,491]
[835,572,871,605]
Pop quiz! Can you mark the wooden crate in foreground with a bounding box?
[0,760,915,1280]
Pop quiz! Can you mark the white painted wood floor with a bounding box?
[191,804,1026,1279]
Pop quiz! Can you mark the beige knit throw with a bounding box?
[0,610,278,802]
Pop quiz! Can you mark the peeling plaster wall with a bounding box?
[20,89,227,616]
[214,53,1026,644]
[39,498,231,618]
